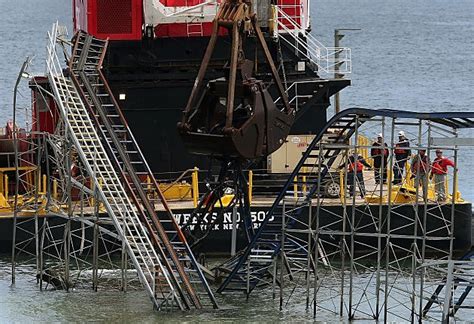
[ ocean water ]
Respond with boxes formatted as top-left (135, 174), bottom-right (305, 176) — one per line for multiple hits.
top-left (0, 0), bottom-right (71, 120)
top-left (313, 0), bottom-right (474, 202)
top-left (0, 0), bottom-right (473, 322)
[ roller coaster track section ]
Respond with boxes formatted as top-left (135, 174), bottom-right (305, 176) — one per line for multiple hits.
top-left (68, 30), bottom-right (218, 309)
top-left (275, 6), bottom-right (351, 76)
top-left (218, 108), bottom-right (474, 295)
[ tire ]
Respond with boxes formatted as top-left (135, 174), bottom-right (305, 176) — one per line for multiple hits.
top-left (324, 181), bottom-right (341, 198)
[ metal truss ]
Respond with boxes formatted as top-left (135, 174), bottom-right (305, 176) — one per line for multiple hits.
top-left (274, 112), bottom-right (473, 322)
top-left (11, 66), bottom-right (141, 295)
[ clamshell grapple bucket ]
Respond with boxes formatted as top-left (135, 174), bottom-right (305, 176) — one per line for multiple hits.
top-left (178, 0), bottom-right (294, 160)
top-left (180, 78), bottom-right (293, 159)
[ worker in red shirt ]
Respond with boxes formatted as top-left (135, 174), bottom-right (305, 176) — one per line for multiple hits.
top-left (431, 149), bottom-right (455, 202)
top-left (343, 153), bottom-right (372, 198)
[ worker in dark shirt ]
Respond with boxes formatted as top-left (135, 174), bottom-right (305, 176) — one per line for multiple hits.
top-left (370, 134), bottom-right (389, 184)
top-left (343, 153), bottom-right (372, 198)
top-left (393, 131), bottom-right (411, 184)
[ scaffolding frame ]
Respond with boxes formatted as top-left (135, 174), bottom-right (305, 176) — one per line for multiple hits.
top-left (274, 113), bottom-right (473, 322)
top-left (10, 72), bottom-right (140, 294)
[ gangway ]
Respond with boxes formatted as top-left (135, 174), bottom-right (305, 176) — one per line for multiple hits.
top-left (46, 24), bottom-right (216, 310)
top-left (68, 30), bottom-right (217, 309)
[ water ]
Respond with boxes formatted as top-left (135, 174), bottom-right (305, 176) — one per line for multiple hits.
top-left (313, 0), bottom-right (474, 202)
top-left (0, 259), bottom-right (330, 322)
top-left (0, 0), bottom-right (71, 120)
top-left (2, 257), bottom-right (473, 322)
top-left (0, 0), bottom-right (473, 321)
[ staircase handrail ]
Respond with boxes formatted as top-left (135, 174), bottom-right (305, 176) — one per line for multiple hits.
top-left (274, 79), bottom-right (327, 108)
top-left (69, 31), bottom-right (218, 309)
top-left (276, 7), bottom-right (352, 75)
top-left (46, 23), bottom-right (178, 309)
top-left (217, 107), bottom-right (474, 293)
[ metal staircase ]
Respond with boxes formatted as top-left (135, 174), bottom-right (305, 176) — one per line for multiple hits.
top-left (68, 30), bottom-right (218, 309)
top-left (217, 110), bottom-right (364, 294)
top-left (46, 25), bottom-right (180, 310)
top-left (218, 107), bottom-right (474, 296)
top-left (275, 6), bottom-right (352, 76)
top-left (46, 24), bottom-right (217, 310)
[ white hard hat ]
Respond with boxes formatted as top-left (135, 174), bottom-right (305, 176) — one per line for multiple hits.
top-left (398, 131), bottom-right (405, 137)
top-left (377, 133), bottom-right (383, 138)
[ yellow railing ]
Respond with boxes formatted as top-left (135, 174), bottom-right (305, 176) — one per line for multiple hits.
top-left (53, 179), bottom-right (58, 200)
top-left (89, 177), bottom-right (103, 207)
top-left (302, 167), bottom-right (307, 196)
top-left (293, 175), bottom-right (298, 199)
top-left (248, 170), bottom-right (253, 204)
top-left (293, 167), bottom-right (309, 199)
top-left (339, 170), bottom-right (345, 203)
top-left (4, 174), bottom-right (8, 200)
top-left (0, 161), bottom-right (463, 214)
top-left (192, 167), bottom-right (199, 208)
top-left (357, 135), bottom-right (371, 166)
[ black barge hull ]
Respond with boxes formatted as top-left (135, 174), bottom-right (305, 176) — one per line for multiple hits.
top-left (1, 202), bottom-right (471, 257)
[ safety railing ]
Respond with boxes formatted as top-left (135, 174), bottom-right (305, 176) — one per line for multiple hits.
top-left (275, 7), bottom-right (351, 76)
top-left (1, 162), bottom-right (462, 214)
top-left (276, 1), bottom-right (308, 32)
top-left (273, 79), bottom-right (322, 111)
top-left (151, 167), bottom-right (254, 208)
top-left (335, 151), bottom-right (463, 204)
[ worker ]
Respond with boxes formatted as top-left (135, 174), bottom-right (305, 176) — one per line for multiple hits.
top-left (344, 153), bottom-right (372, 198)
top-left (393, 131), bottom-right (411, 184)
top-left (370, 133), bottom-right (389, 185)
top-left (411, 149), bottom-right (430, 199)
top-left (431, 149), bottom-right (455, 202)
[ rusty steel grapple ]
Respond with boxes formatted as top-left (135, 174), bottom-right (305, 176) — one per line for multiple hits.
top-left (178, 0), bottom-right (294, 159)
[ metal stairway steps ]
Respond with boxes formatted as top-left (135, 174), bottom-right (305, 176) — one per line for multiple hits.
top-left (47, 24), bottom-right (190, 310)
top-left (67, 30), bottom-right (217, 310)
top-left (217, 110), bottom-right (363, 294)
